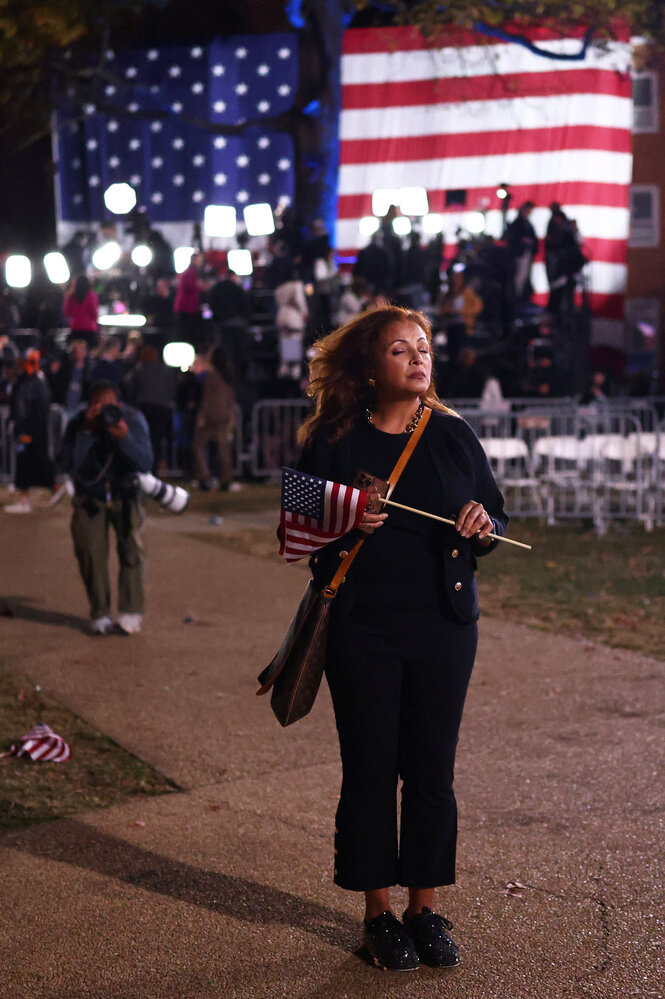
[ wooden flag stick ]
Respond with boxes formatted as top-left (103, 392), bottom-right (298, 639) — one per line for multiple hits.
top-left (378, 497), bottom-right (533, 551)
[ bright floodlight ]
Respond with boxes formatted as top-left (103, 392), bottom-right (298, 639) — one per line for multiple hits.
top-left (392, 216), bottom-right (411, 236)
top-left (359, 216), bottom-right (380, 237)
top-left (5, 254), bottom-right (31, 289)
top-left (372, 189), bottom-right (400, 218)
top-left (422, 213), bottom-right (444, 234)
top-left (163, 341), bottom-right (196, 371)
top-left (243, 203), bottom-right (275, 237)
top-left (466, 211), bottom-right (486, 235)
top-left (399, 187), bottom-right (429, 216)
top-left (204, 205), bottom-right (237, 238)
top-left (104, 182), bottom-right (137, 215)
top-left (227, 248), bottom-right (253, 276)
top-left (98, 313), bottom-right (147, 327)
top-left (43, 251), bottom-right (70, 284)
top-left (91, 240), bottom-right (122, 271)
top-left (173, 246), bottom-right (195, 274)
top-left (131, 244), bottom-right (153, 268)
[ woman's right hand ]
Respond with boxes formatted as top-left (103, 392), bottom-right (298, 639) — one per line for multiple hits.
top-left (358, 488), bottom-right (388, 534)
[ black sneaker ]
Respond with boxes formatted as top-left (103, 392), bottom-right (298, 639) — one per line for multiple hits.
top-left (363, 910), bottom-right (419, 971)
top-left (402, 907), bottom-right (460, 968)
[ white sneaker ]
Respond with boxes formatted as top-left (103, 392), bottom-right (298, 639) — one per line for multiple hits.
top-left (116, 613), bottom-right (142, 635)
top-left (4, 498), bottom-right (32, 513)
top-left (229, 482), bottom-right (242, 492)
top-left (91, 616), bottom-right (113, 635)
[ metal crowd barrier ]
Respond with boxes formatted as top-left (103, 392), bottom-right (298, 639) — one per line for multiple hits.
top-left (3, 397), bottom-right (664, 531)
top-left (250, 398), bottom-right (310, 478)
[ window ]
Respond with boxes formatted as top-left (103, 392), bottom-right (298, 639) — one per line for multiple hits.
top-left (629, 185), bottom-right (660, 247)
top-left (632, 72), bottom-right (659, 133)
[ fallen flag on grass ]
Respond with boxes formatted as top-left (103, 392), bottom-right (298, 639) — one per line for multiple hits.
top-left (280, 467), bottom-right (368, 562)
top-left (1, 724), bottom-right (72, 762)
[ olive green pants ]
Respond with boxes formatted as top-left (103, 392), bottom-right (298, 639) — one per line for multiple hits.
top-left (71, 494), bottom-right (146, 620)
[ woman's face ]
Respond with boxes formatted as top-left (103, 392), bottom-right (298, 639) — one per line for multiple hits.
top-left (372, 320), bottom-right (432, 402)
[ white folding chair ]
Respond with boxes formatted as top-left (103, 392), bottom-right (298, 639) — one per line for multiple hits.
top-left (480, 437), bottom-right (543, 516)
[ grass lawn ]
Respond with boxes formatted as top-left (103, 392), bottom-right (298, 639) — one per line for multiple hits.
top-left (0, 672), bottom-right (177, 833)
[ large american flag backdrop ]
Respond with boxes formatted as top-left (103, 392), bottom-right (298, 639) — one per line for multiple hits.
top-left (54, 34), bottom-right (297, 242)
top-left (336, 25), bottom-right (633, 319)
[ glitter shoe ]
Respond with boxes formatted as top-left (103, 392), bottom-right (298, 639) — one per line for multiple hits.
top-left (402, 907), bottom-right (460, 968)
top-left (363, 911), bottom-right (419, 971)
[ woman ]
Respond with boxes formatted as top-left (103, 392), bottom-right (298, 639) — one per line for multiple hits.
top-left (297, 305), bottom-right (507, 972)
top-left (63, 274), bottom-right (99, 348)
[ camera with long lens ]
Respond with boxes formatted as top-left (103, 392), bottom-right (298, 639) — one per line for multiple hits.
top-left (137, 472), bottom-right (190, 514)
top-left (100, 403), bottom-right (124, 429)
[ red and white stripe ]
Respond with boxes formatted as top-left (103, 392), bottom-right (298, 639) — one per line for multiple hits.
top-left (280, 479), bottom-right (367, 562)
top-left (337, 25), bottom-right (633, 319)
top-left (10, 724), bottom-right (72, 763)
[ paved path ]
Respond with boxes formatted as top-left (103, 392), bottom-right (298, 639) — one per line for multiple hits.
top-left (0, 502), bottom-right (663, 998)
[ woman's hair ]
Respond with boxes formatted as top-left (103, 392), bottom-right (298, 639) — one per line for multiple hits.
top-left (298, 304), bottom-right (456, 446)
top-left (73, 274), bottom-right (91, 303)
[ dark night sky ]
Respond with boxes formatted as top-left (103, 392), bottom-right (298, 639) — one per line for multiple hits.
top-left (0, 0), bottom-right (296, 254)
top-left (0, 0), bottom-right (386, 252)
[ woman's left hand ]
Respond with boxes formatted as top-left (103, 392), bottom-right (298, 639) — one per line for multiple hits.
top-left (456, 501), bottom-right (493, 545)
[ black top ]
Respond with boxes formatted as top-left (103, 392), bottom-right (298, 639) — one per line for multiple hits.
top-left (347, 420), bottom-right (441, 614)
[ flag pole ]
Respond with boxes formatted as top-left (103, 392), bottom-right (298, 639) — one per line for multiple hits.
top-left (377, 497), bottom-right (532, 551)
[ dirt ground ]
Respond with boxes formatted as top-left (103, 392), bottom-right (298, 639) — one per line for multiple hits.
top-left (0, 499), bottom-right (663, 999)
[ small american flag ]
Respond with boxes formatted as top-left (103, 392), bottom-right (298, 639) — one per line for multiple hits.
top-left (3, 724), bottom-right (72, 763)
top-left (279, 467), bottom-right (368, 563)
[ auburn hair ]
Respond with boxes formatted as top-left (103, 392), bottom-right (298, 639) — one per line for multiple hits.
top-left (297, 304), bottom-right (456, 446)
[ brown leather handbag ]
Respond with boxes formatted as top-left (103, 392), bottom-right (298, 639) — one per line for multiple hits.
top-left (257, 407), bottom-right (431, 727)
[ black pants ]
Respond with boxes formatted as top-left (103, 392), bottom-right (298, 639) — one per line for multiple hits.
top-left (325, 608), bottom-right (477, 891)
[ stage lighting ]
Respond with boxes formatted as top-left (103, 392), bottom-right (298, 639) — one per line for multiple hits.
top-left (103, 182), bottom-right (137, 215)
top-left (422, 213), bottom-right (444, 234)
top-left (392, 216), bottom-right (411, 236)
top-left (372, 189), bottom-right (400, 218)
top-left (98, 313), bottom-right (147, 327)
top-left (204, 205), bottom-right (237, 238)
top-left (399, 187), bottom-right (429, 216)
top-left (466, 211), bottom-right (486, 235)
top-left (5, 254), bottom-right (31, 288)
top-left (43, 252), bottom-right (70, 284)
top-left (497, 183), bottom-right (510, 200)
top-left (174, 247), bottom-right (195, 274)
top-left (131, 244), bottom-right (153, 268)
top-left (227, 248), bottom-right (253, 276)
top-left (243, 203), bottom-right (275, 236)
top-left (359, 216), bottom-right (380, 237)
top-left (163, 341), bottom-right (195, 371)
top-left (91, 241), bottom-right (122, 271)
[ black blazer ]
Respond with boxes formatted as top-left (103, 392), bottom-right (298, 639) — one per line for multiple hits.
top-left (298, 409), bottom-right (508, 624)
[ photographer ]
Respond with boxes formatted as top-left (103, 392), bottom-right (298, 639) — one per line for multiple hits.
top-left (59, 381), bottom-right (153, 635)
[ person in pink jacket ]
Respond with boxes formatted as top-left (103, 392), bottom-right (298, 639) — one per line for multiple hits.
top-left (63, 275), bottom-right (99, 347)
top-left (174, 251), bottom-right (205, 344)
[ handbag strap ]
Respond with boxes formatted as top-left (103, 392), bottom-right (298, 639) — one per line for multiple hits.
top-left (324, 405), bottom-right (432, 597)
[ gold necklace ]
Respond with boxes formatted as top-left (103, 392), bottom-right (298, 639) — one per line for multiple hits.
top-left (366, 401), bottom-right (424, 434)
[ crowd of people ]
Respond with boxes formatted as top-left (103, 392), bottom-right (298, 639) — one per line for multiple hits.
top-left (0, 199), bottom-right (651, 514)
